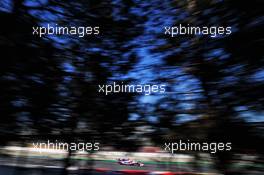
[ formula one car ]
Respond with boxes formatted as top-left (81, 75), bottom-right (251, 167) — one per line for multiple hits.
top-left (118, 158), bottom-right (144, 167)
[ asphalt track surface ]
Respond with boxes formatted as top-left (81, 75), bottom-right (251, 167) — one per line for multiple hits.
top-left (2, 156), bottom-right (263, 175)
top-left (0, 156), bottom-right (217, 174)
top-left (1, 152), bottom-right (264, 175)
top-left (0, 156), bottom-right (205, 171)
top-left (0, 164), bottom-right (202, 175)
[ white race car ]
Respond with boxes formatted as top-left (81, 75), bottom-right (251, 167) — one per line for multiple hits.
top-left (118, 158), bottom-right (144, 167)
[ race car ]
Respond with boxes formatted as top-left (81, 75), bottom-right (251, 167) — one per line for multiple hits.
top-left (118, 158), bottom-right (144, 167)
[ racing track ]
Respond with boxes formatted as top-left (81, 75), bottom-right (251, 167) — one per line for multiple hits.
top-left (0, 156), bottom-right (218, 174)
